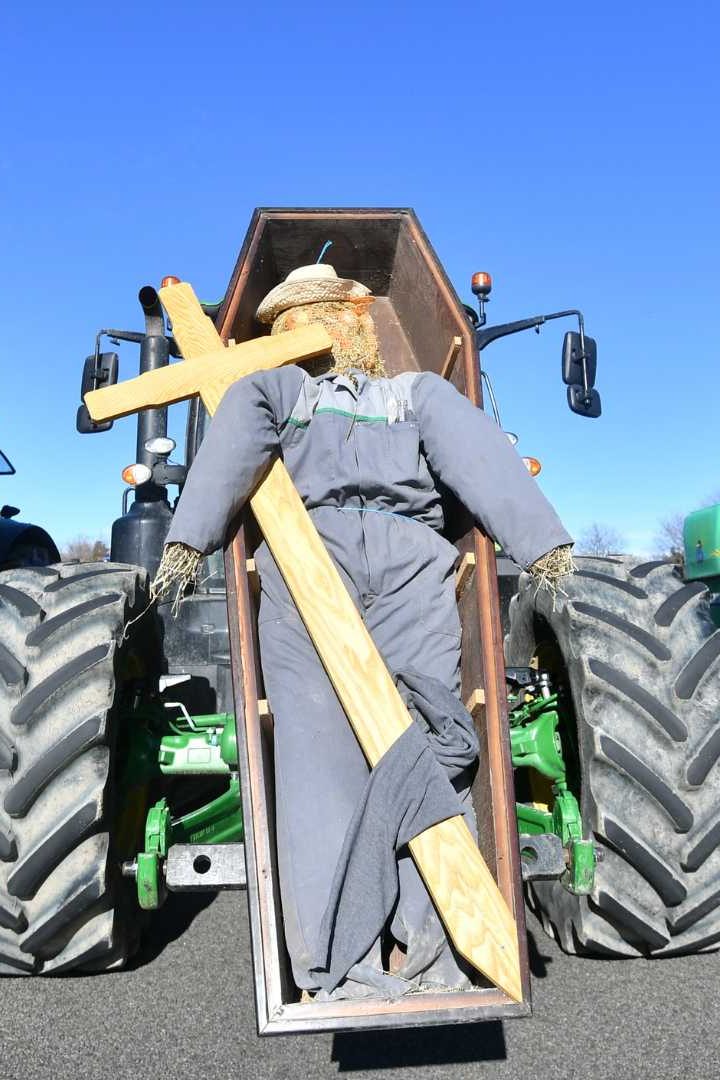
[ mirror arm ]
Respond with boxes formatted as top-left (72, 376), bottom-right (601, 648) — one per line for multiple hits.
top-left (476, 308), bottom-right (585, 350)
top-left (96, 329), bottom-right (145, 348)
top-left (477, 309), bottom-right (593, 408)
top-left (476, 316), bottom-right (549, 350)
top-left (93, 328), bottom-right (183, 359)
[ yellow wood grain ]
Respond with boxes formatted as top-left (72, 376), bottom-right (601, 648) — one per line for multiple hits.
top-left (250, 458), bottom-right (412, 765)
top-left (441, 335), bottom-right (463, 381)
top-left (249, 463), bottom-right (520, 1000)
top-left (455, 551), bottom-right (477, 597)
top-left (158, 281), bottom-right (523, 1001)
top-left (410, 818), bottom-right (520, 998)
top-left (84, 325), bottom-right (332, 422)
top-left (159, 281), bottom-right (226, 356)
top-left (465, 687), bottom-right (486, 714)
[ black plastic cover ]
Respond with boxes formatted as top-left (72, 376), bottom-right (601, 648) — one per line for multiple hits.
top-left (80, 351), bottom-right (119, 399)
top-left (562, 332), bottom-right (597, 387)
top-left (567, 384), bottom-right (602, 418)
top-left (0, 519), bottom-right (60, 569)
top-left (76, 403), bottom-right (113, 434)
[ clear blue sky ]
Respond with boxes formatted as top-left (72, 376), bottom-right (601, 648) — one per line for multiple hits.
top-left (2, 2), bottom-right (718, 556)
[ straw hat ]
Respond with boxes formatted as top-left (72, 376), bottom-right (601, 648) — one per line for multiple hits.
top-left (255, 264), bottom-right (371, 325)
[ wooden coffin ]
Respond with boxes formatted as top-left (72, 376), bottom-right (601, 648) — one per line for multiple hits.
top-left (216, 208), bottom-right (531, 1033)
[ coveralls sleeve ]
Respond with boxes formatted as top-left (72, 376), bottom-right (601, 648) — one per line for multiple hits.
top-left (165, 365), bottom-right (305, 554)
top-left (413, 372), bottom-right (573, 570)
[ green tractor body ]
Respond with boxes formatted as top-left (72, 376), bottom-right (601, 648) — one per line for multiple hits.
top-left (0, 448), bottom-right (60, 571)
top-left (0, 209), bottom-right (603, 998)
top-left (4, 207), bottom-right (719, 1037)
top-left (684, 503), bottom-right (720, 623)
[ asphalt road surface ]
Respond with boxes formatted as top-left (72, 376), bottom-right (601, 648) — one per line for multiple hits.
top-left (2, 892), bottom-right (719, 1080)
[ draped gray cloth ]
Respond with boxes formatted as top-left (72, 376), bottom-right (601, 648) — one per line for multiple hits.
top-left (310, 669), bottom-right (479, 995)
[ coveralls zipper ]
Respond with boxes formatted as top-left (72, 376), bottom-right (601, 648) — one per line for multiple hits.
top-left (349, 404), bottom-right (373, 605)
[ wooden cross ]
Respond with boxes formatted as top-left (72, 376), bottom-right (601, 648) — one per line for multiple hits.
top-left (85, 281), bottom-right (522, 1002)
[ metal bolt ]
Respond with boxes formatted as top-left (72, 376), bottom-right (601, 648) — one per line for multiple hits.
top-left (121, 860), bottom-right (138, 879)
top-left (537, 672), bottom-right (552, 699)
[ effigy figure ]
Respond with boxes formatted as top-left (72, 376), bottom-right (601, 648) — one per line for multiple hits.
top-left (152, 262), bottom-right (574, 998)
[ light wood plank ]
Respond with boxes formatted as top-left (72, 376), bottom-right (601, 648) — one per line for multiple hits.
top-left (158, 281), bottom-right (523, 1001)
top-left (246, 557), bottom-right (260, 600)
top-left (249, 459), bottom-right (412, 764)
top-left (160, 281), bottom-right (227, 356)
top-left (441, 335), bottom-right (463, 381)
top-left (410, 818), bottom-right (519, 996)
top-left (84, 325), bottom-right (332, 422)
top-left (455, 551), bottom-right (477, 597)
top-left (465, 687), bottom-right (486, 714)
top-left (248, 460), bottom-right (521, 1000)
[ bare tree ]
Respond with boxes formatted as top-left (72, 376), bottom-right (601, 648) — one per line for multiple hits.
top-left (654, 491), bottom-right (720, 565)
top-left (654, 513), bottom-right (685, 564)
top-left (61, 536), bottom-right (109, 563)
top-left (577, 523), bottom-right (625, 556)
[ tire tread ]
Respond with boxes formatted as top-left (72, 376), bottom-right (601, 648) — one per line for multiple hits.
top-left (506, 555), bottom-right (720, 957)
top-left (0, 563), bottom-right (153, 975)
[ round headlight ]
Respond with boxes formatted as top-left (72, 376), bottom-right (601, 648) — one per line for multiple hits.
top-left (144, 437), bottom-right (176, 456)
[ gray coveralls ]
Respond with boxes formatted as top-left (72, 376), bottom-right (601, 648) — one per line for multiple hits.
top-left (166, 364), bottom-right (572, 993)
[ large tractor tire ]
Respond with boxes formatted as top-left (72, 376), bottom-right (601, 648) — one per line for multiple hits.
top-left (0, 562), bottom-right (158, 974)
top-left (506, 556), bottom-right (720, 957)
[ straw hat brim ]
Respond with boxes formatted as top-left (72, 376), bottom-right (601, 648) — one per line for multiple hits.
top-left (256, 277), bottom-right (371, 325)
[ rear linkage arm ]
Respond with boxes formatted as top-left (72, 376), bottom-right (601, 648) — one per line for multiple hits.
top-left (507, 668), bottom-right (597, 895)
top-left (121, 704), bottom-right (245, 910)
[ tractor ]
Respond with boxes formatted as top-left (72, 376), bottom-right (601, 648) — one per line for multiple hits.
top-left (0, 448), bottom-right (60, 572)
top-left (1, 209), bottom-right (717, 1033)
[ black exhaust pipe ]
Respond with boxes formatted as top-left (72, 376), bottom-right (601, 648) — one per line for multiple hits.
top-left (135, 286), bottom-right (170, 468)
top-left (110, 285), bottom-right (173, 576)
top-left (138, 285), bottom-right (165, 337)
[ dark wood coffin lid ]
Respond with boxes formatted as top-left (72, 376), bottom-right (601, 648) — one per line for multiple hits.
top-left (217, 208), bottom-right (530, 1033)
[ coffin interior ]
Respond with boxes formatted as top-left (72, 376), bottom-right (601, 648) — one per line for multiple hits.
top-left (219, 209), bottom-right (530, 1033)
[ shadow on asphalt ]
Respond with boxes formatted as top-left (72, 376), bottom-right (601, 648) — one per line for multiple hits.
top-left (125, 891), bottom-right (217, 970)
top-left (526, 927), bottom-right (553, 978)
top-left (329, 925), bottom-right (558, 1069)
top-left (331, 1021), bottom-right (507, 1070)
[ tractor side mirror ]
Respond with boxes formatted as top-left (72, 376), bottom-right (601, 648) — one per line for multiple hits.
top-left (0, 449), bottom-right (16, 475)
top-left (78, 352), bottom-right (119, 433)
top-left (562, 332), bottom-right (597, 387)
top-left (76, 404), bottom-right (113, 434)
top-left (567, 384), bottom-right (602, 418)
top-left (563, 331), bottom-right (600, 418)
top-left (80, 351), bottom-right (119, 399)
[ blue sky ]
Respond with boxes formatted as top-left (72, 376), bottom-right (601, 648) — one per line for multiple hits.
top-left (1, 2), bottom-right (718, 556)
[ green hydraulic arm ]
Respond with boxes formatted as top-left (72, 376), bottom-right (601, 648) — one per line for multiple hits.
top-left (123, 675), bottom-right (594, 908)
top-left (122, 705), bottom-right (245, 910)
top-left (508, 682), bottom-right (595, 894)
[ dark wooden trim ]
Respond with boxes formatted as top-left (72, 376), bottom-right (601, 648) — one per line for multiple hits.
top-left (261, 992), bottom-right (530, 1036)
top-left (458, 288), bottom-right (532, 1008)
top-left (216, 208), bottom-right (531, 1030)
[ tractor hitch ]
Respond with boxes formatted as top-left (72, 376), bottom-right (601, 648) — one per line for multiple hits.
top-left (509, 670), bottom-right (598, 895)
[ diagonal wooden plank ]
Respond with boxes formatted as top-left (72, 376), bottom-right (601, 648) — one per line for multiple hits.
top-left (162, 280), bottom-right (226, 355)
top-left (154, 282), bottom-right (522, 1001)
top-left (249, 459), bottom-right (521, 999)
top-left (84, 325), bottom-right (331, 422)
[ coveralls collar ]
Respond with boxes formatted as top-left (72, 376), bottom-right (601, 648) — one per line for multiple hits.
top-left (315, 368), bottom-right (369, 400)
